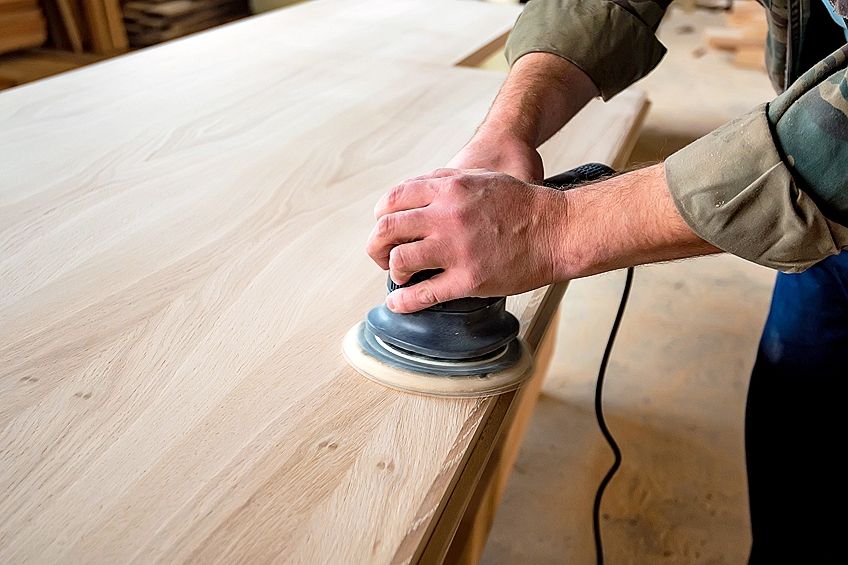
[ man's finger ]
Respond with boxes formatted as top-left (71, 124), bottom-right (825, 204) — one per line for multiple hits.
top-left (386, 272), bottom-right (466, 313)
top-left (366, 209), bottom-right (433, 268)
top-left (388, 239), bottom-right (445, 285)
top-left (374, 179), bottom-right (438, 219)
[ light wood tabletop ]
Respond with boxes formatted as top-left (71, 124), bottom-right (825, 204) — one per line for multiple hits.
top-left (0, 1), bottom-right (647, 562)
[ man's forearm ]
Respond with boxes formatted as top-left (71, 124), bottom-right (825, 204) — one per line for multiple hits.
top-left (555, 164), bottom-right (720, 280)
top-left (367, 164), bottom-right (720, 313)
top-left (476, 52), bottom-right (599, 148)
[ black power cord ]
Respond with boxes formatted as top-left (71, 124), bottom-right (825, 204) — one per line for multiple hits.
top-left (592, 266), bottom-right (634, 565)
top-left (544, 163), bottom-right (631, 564)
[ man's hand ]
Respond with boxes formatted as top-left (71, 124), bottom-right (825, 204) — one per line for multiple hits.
top-left (364, 55), bottom-right (719, 315)
top-left (367, 164), bottom-right (721, 314)
top-left (446, 134), bottom-right (543, 182)
top-left (364, 53), bottom-right (600, 314)
top-left (366, 168), bottom-right (567, 313)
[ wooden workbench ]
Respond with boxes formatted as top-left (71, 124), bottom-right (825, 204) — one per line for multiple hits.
top-left (0, 1), bottom-right (647, 562)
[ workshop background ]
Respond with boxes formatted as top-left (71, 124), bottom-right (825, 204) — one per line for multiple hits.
top-left (0, 1), bottom-right (776, 563)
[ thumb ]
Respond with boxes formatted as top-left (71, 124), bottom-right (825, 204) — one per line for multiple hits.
top-left (386, 274), bottom-right (465, 313)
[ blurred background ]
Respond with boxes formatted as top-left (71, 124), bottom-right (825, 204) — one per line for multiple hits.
top-left (1, 0), bottom-right (763, 94)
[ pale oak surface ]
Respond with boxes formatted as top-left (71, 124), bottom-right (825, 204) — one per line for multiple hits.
top-left (0, 1), bottom-right (646, 562)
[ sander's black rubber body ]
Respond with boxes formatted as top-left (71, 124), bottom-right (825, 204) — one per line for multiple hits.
top-left (367, 272), bottom-right (518, 360)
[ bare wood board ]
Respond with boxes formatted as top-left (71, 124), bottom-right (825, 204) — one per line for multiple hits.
top-left (0, 1), bottom-right (647, 562)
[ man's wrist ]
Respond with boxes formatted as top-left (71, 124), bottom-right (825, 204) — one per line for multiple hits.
top-left (550, 164), bottom-right (720, 281)
top-left (449, 127), bottom-right (544, 182)
top-left (477, 52), bottom-right (599, 151)
top-left (472, 121), bottom-right (536, 152)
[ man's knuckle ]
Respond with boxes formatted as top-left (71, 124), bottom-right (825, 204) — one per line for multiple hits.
top-left (376, 214), bottom-right (393, 238)
top-left (416, 284), bottom-right (438, 306)
top-left (395, 181), bottom-right (416, 198)
top-left (443, 176), bottom-right (464, 194)
top-left (385, 186), bottom-right (400, 206)
top-left (466, 268), bottom-right (484, 292)
top-left (389, 247), bottom-right (405, 270)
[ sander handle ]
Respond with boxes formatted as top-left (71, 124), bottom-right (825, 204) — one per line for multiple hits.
top-left (544, 162), bottom-right (616, 191)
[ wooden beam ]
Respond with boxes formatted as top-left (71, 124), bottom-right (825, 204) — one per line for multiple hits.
top-left (53, 0), bottom-right (85, 52)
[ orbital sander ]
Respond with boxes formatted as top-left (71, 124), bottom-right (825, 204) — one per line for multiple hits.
top-left (343, 163), bottom-right (615, 398)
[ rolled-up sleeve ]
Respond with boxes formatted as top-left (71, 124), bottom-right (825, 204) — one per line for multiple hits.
top-left (665, 46), bottom-right (848, 272)
top-left (505, 0), bottom-right (671, 100)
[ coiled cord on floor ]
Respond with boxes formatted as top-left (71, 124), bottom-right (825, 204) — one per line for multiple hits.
top-left (592, 266), bottom-right (634, 565)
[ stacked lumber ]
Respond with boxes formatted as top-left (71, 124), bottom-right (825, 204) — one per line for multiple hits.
top-left (0, 0), bottom-right (125, 91)
top-left (0, 0), bottom-right (48, 55)
top-left (704, 0), bottom-right (767, 70)
top-left (38, 0), bottom-right (128, 54)
top-left (0, 48), bottom-right (107, 90)
top-left (124, 0), bottom-right (249, 47)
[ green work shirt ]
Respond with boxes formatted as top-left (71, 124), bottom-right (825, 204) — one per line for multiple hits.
top-left (507, 0), bottom-right (848, 272)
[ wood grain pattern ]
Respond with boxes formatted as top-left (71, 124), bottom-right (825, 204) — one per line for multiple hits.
top-left (192, 0), bottom-right (523, 68)
top-left (0, 1), bottom-right (646, 562)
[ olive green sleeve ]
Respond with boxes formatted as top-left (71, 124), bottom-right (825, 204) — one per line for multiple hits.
top-left (665, 46), bottom-right (848, 272)
top-left (505, 0), bottom-right (670, 100)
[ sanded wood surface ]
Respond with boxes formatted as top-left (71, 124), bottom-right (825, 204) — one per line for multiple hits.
top-left (175, 0), bottom-right (523, 68)
top-left (0, 1), bottom-right (646, 562)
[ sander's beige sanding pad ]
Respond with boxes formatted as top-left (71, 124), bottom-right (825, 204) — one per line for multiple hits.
top-left (342, 322), bottom-right (534, 398)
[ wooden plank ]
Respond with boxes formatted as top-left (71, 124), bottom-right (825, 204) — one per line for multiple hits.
top-left (0, 48), bottom-right (106, 89)
top-left (102, 0), bottom-right (129, 51)
top-left (704, 26), bottom-right (766, 50)
top-left (82, 0), bottom-right (112, 53)
top-left (126, 4), bottom-right (245, 33)
top-left (125, 0), bottom-right (239, 19)
top-left (124, 1), bottom-right (247, 46)
top-left (726, 0), bottom-right (766, 27)
top-left (127, 9), bottom-right (245, 45)
top-left (41, 0), bottom-right (71, 50)
top-left (0, 1), bottom-right (647, 561)
top-left (53, 0), bottom-right (85, 53)
top-left (733, 45), bottom-right (765, 70)
top-left (0, 28), bottom-right (45, 51)
top-left (0, 8), bottom-right (47, 55)
top-left (124, 1), bottom-right (243, 26)
top-left (0, 0), bottom-right (39, 14)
